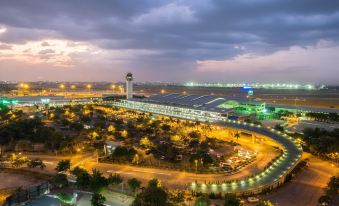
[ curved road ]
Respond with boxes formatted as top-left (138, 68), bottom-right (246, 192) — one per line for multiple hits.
top-left (188, 120), bottom-right (303, 193)
top-left (28, 119), bottom-right (302, 195)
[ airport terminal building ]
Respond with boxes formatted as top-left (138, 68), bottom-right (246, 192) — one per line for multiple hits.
top-left (112, 93), bottom-right (266, 121)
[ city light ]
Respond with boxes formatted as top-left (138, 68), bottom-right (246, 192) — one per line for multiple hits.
top-left (184, 82), bottom-right (319, 90)
top-left (59, 84), bottom-right (65, 89)
top-left (0, 1), bottom-right (337, 205)
top-left (19, 83), bottom-right (29, 89)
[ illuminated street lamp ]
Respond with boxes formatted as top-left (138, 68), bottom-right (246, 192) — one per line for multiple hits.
top-left (71, 85), bottom-right (76, 90)
top-left (86, 84), bottom-right (92, 93)
top-left (18, 83), bottom-right (29, 95)
top-left (59, 84), bottom-right (65, 90)
top-left (194, 159), bottom-right (198, 174)
top-left (22, 83), bottom-right (29, 89)
top-left (161, 89), bottom-right (166, 94)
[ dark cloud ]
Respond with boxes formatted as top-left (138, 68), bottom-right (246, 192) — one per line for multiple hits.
top-left (41, 41), bottom-right (50, 46)
top-left (0, 43), bottom-right (11, 50)
top-left (0, 0), bottom-right (339, 83)
top-left (38, 49), bottom-right (55, 55)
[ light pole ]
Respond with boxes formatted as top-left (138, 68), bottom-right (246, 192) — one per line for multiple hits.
top-left (71, 85), bottom-right (76, 91)
top-left (87, 84), bottom-right (92, 93)
top-left (59, 84), bottom-right (66, 96)
top-left (111, 84), bottom-right (116, 93)
top-left (194, 159), bottom-right (198, 174)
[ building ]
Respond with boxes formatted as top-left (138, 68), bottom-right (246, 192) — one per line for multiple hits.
top-left (111, 93), bottom-right (266, 121)
top-left (126, 72), bottom-right (133, 99)
top-left (104, 140), bottom-right (122, 156)
top-left (147, 93), bottom-right (265, 114)
top-left (0, 96), bottom-right (91, 107)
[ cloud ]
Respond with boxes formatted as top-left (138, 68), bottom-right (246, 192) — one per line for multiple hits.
top-left (196, 40), bottom-right (339, 83)
top-left (38, 49), bottom-right (55, 55)
top-left (0, 25), bottom-right (7, 34)
top-left (0, 43), bottom-right (11, 50)
top-left (0, 0), bottom-right (338, 83)
top-left (133, 3), bottom-right (197, 25)
top-left (41, 41), bottom-right (50, 46)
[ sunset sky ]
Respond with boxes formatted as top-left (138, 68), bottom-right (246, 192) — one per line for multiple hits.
top-left (0, 0), bottom-right (339, 84)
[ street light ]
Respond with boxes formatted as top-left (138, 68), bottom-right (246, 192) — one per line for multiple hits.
top-left (194, 159), bottom-right (198, 174)
top-left (86, 84), bottom-right (92, 93)
top-left (59, 84), bottom-right (65, 90)
top-left (19, 83), bottom-right (29, 89)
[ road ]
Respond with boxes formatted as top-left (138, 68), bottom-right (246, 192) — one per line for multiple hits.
top-left (22, 146), bottom-right (337, 205)
top-left (28, 153), bottom-right (275, 190)
top-left (26, 120), bottom-right (302, 195)
top-left (263, 154), bottom-right (338, 206)
top-left (27, 131), bottom-right (280, 190)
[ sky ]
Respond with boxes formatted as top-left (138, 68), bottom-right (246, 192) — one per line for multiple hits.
top-left (0, 0), bottom-right (339, 84)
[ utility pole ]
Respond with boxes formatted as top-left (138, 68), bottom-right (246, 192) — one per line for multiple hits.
top-left (195, 159), bottom-right (198, 174)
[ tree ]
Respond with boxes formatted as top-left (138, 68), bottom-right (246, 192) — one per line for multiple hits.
top-left (71, 166), bottom-right (88, 177)
top-left (91, 193), bottom-right (106, 206)
top-left (148, 178), bottom-right (161, 188)
top-left (224, 193), bottom-right (240, 206)
top-left (274, 124), bottom-right (284, 132)
top-left (108, 173), bottom-right (123, 185)
top-left (127, 178), bottom-right (141, 193)
top-left (69, 122), bottom-right (84, 131)
top-left (55, 160), bottom-right (70, 172)
top-left (195, 196), bottom-right (210, 206)
top-left (110, 146), bottom-right (137, 162)
top-left (89, 169), bottom-right (108, 193)
top-left (52, 173), bottom-right (68, 188)
top-left (75, 169), bottom-right (91, 190)
top-left (107, 125), bottom-right (116, 133)
top-left (132, 179), bottom-right (168, 206)
top-left (168, 190), bottom-right (186, 206)
top-left (140, 136), bottom-right (152, 149)
top-left (234, 133), bottom-right (240, 142)
top-left (8, 153), bottom-right (28, 168)
top-left (27, 158), bottom-right (46, 170)
top-left (161, 124), bottom-right (171, 132)
top-left (318, 195), bottom-right (330, 205)
top-left (256, 200), bottom-right (274, 206)
top-left (326, 176), bottom-right (339, 195)
top-left (189, 131), bottom-right (201, 139)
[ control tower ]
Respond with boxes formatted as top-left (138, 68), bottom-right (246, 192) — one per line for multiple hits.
top-left (126, 73), bottom-right (133, 99)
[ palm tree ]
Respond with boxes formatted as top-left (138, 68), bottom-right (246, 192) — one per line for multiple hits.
top-left (234, 133), bottom-right (240, 143)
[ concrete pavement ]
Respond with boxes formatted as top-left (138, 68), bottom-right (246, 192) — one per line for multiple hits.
top-left (263, 154), bottom-right (338, 206)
